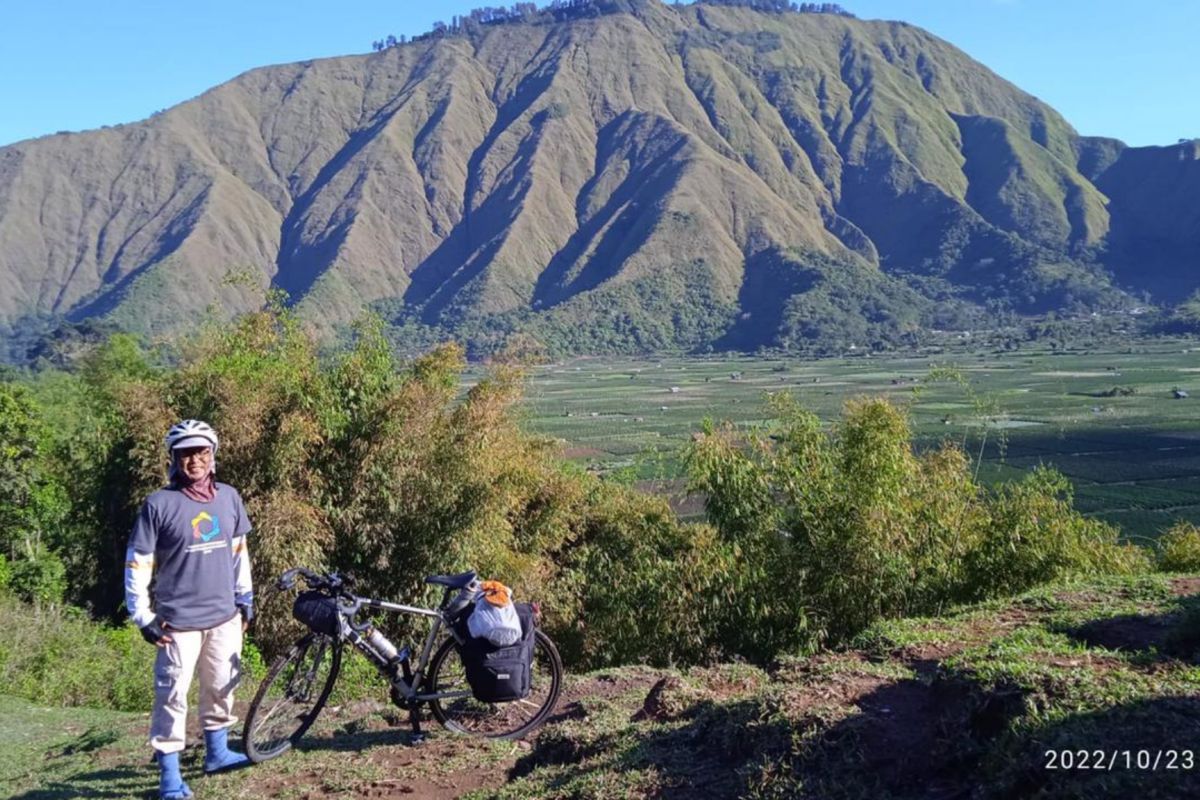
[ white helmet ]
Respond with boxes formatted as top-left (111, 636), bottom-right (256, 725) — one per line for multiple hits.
top-left (164, 419), bottom-right (219, 454)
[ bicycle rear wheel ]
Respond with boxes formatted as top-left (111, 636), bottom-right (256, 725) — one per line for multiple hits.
top-left (427, 629), bottom-right (563, 739)
top-left (243, 633), bottom-right (341, 762)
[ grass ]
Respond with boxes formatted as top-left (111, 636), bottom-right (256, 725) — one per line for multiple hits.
top-left (4, 574), bottom-right (1196, 799)
top-left (490, 574), bottom-right (1200, 799)
top-left (0, 696), bottom-right (146, 799)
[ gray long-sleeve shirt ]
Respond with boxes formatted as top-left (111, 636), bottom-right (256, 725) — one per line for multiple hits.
top-left (124, 483), bottom-right (253, 631)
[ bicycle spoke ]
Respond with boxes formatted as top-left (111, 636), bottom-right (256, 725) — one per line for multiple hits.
top-left (244, 635), bottom-right (340, 762)
top-left (428, 629), bottom-right (563, 739)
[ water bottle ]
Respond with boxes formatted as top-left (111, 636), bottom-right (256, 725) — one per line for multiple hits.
top-left (365, 627), bottom-right (399, 663)
top-left (444, 581), bottom-right (480, 620)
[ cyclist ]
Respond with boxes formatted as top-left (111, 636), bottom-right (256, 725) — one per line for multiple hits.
top-left (125, 419), bottom-right (255, 799)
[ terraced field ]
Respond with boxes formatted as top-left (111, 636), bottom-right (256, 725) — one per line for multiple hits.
top-left (509, 342), bottom-right (1200, 539)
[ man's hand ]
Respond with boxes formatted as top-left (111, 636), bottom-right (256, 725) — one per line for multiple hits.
top-left (238, 604), bottom-right (254, 633)
top-left (140, 618), bottom-right (172, 647)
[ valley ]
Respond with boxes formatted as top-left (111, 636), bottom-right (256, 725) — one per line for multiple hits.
top-left (512, 340), bottom-right (1200, 538)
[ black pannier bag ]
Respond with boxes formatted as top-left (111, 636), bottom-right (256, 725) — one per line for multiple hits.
top-left (456, 602), bottom-right (536, 703)
top-left (292, 590), bottom-right (340, 635)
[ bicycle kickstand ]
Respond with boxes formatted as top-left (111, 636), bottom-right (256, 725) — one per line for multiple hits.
top-left (408, 702), bottom-right (427, 744)
top-left (392, 650), bottom-right (426, 744)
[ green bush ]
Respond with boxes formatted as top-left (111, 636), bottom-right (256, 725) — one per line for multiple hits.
top-left (0, 383), bottom-right (71, 592)
top-left (10, 546), bottom-right (67, 606)
top-left (0, 301), bottom-right (1165, 679)
top-left (0, 594), bottom-right (155, 710)
top-left (240, 637), bottom-right (266, 684)
top-left (554, 485), bottom-right (731, 667)
top-left (1157, 522), bottom-right (1200, 572)
top-left (0, 383), bottom-right (42, 535)
top-left (0, 553), bottom-right (10, 591)
top-left (21, 307), bottom-right (726, 667)
top-left (962, 468), bottom-right (1149, 599)
top-left (687, 395), bottom-right (1150, 657)
top-left (0, 590), bottom-right (287, 712)
top-left (4, 341), bottom-right (145, 613)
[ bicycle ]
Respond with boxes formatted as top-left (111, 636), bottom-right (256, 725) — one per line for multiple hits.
top-left (242, 567), bottom-right (563, 762)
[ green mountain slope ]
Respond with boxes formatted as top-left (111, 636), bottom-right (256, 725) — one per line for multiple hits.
top-left (1093, 139), bottom-right (1200, 302)
top-left (0, 0), bottom-right (1193, 353)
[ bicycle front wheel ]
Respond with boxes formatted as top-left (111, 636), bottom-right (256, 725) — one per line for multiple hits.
top-left (243, 633), bottom-right (341, 762)
top-left (427, 629), bottom-right (563, 739)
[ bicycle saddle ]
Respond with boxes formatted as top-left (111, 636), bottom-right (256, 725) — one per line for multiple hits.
top-left (424, 570), bottom-right (477, 589)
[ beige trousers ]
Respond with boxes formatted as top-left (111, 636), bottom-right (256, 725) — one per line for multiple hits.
top-left (150, 614), bottom-right (243, 754)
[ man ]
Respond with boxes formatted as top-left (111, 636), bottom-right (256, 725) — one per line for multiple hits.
top-left (125, 419), bottom-right (254, 800)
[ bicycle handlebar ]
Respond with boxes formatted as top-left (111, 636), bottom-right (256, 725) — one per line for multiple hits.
top-left (276, 567), bottom-right (356, 595)
top-left (276, 566), bottom-right (475, 629)
top-left (276, 567), bottom-right (375, 633)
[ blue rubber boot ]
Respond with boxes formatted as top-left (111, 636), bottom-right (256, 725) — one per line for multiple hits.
top-left (203, 727), bottom-right (250, 774)
top-left (157, 751), bottom-right (193, 800)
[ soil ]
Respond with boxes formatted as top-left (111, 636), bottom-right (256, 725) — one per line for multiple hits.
top-left (239, 671), bottom-right (668, 799)
top-left (245, 722), bottom-right (517, 799)
top-left (219, 578), bottom-right (1200, 798)
top-left (1072, 614), bottom-right (1176, 653)
top-left (1169, 576), bottom-right (1200, 597)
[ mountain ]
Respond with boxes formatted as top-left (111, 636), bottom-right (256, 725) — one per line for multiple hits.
top-left (1, 0), bottom-right (1196, 355)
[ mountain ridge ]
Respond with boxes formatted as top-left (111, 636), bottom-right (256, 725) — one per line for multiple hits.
top-left (0, 0), bottom-right (1196, 354)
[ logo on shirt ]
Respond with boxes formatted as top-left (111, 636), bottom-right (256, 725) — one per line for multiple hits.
top-left (191, 511), bottom-right (221, 543)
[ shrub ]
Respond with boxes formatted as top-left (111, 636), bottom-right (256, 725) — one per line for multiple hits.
top-left (0, 594), bottom-right (155, 710)
top-left (240, 638), bottom-right (267, 685)
top-left (962, 468), bottom-right (1149, 599)
top-left (554, 485), bottom-right (731, 667)
top-left (0, 384), bottom-right (42, 528)
top-left (10, 546), bottom-right (67, 606)
top-left (0, 383), bottom-right (71, 581)
top-left (687, 395), bottom-right (1151, 657)
top-left (685, 416), bottom-right (814, 661)
top-left (11, 337), bottom-right (153, 614)
top-left (1157, 522), bottom-right (1200, 572)
top-left (0, 553), bottom-right (9, 591)
top-left (31, 306), bottom-right (727, 667)
top-left (3, 302), bottom-right (1161, 676)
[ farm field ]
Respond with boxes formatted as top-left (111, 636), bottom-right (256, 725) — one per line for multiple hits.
top-left (504, 341), bottom-right (1200, 540)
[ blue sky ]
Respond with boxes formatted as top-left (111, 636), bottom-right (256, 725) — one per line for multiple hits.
top-left (1, 0), bottom-right (1194, 148)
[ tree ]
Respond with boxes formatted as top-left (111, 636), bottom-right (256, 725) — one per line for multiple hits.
top-left (0, 383), bottom-right (70, 606)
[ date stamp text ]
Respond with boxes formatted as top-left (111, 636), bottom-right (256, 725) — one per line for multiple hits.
top-left (1044, 749), bottom-right (1195, 771)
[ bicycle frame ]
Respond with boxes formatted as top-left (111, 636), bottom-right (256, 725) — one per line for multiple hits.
top-left (248, 568), bottom-right (562, 752)
top-left (335, 595), bottom-right (473, 705)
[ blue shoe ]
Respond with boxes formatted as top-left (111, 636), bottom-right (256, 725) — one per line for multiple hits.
top-left (157, 751), bottom-right (193, 799)
top-left (203, 727), bottom-right (250, 774)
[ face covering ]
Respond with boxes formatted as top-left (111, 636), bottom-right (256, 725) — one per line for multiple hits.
top-left (170, 455), bottom-right (217, 502)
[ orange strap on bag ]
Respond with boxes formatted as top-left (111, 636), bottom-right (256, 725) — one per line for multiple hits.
top-left (480, 580), bottom-right (511, 607)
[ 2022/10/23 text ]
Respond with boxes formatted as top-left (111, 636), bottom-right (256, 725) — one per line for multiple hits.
top-left (1045, 750), bottom-right (1195, 771)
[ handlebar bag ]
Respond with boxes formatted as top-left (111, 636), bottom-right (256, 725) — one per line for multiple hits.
top-left (457, 602), bottom-right (535, 702)
top-left (292, 590), bottom-right (340, 635)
